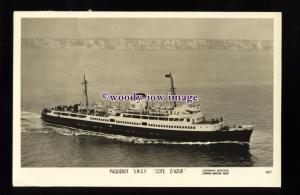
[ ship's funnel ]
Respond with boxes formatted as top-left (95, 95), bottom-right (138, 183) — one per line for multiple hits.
top-left (128, 92), bottom-right (148, 111)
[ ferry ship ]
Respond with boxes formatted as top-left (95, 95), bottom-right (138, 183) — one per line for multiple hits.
top-left (41, 73), bottom-right (254, 143)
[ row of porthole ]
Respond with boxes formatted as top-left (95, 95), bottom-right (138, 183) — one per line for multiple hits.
top-left (116, 121), bottom-right (141, 125)
top-left (148, 124), bottom-right (196, 129)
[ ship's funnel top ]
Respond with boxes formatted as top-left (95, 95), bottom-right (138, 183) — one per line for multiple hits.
top-left (135, 93), bottom-right (146, 98)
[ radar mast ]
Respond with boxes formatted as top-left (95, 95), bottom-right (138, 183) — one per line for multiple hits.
top-left (81, 74), bottom-right (89, 108)
top-left (165, 72), bottom-right (177, 107)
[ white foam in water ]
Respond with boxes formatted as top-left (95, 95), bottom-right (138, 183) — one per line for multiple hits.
top-left (21, 111), bottom-right (51, 134)
top-left (21, 111), bottom-right (41, 119)
top-left (47, 123), bottom-right (247, 145)
top-left (35, 130), bottom-right (50, 134)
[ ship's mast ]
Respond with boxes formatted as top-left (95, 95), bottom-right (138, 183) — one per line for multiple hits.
top-left (165, 72), bottom-right (177, 108)
top-left (81, 74), bottom-right (89, 108)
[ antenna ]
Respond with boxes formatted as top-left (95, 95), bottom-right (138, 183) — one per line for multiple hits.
top-left (81, 75), bottom-right (89, 108)
top-left (165, 72), bottom-right (177, 107)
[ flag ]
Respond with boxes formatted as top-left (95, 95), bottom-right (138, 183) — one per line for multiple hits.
top-left (165, 73), bottom-right (171, 77)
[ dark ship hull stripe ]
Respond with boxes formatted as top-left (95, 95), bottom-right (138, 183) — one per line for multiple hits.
top-left (42, 113), bottom-right (253, 143)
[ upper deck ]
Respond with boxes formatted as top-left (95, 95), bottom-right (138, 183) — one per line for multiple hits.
top-left (43, 108), bottom-right (224, 132)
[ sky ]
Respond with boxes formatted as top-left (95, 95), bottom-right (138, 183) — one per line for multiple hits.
top-left (21, 17), bottom-right (274, 111)
top-left (21, 18), bottom-right (273, 40)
